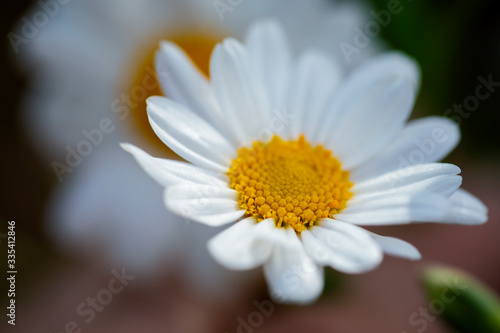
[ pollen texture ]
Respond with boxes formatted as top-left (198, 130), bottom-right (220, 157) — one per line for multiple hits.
top-left (228, 135), bottom-right (353, 232)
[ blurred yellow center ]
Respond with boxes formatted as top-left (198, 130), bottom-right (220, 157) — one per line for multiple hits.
top-left (129, 35), bottom-right (218, 153)
top-left (228, 135), bottom-right (353, 233)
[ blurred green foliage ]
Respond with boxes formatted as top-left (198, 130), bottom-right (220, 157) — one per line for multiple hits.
top-left (422, 265), bottom-right (500, 333)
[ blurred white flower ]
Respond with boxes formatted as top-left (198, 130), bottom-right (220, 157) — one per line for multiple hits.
top-left (124, 20), bottom-right (488, 304)
top-left (21, 0), bottom-right (378, 157)
top-left (18, 0), bottom-right (379, 296)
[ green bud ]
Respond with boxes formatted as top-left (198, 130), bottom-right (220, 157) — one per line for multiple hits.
top-left (421, 265), bottom-right (500, 333)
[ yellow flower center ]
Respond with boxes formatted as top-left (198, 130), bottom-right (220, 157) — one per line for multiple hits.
top-left (228, 135), bottom-right (353, 232)
top-left (126, 34), bottom-right (219, 154)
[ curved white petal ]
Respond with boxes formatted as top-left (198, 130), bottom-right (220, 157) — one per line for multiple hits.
top-left (301, 220), bottom-right (383, 273)
top-left (352, 175), bottom-right (461, 202)
top-left (437, 188), bottom-right (488, 225)
top-left (245, 20), bottom-right (292, 111)
top-left (287, 50), bottom-right (343, 141)
top-left (353, 163), bottom-right (460, 193)
top-left (351, 163), bottom-right (462, 203)
top-left (264, 230), bottom-right (324, 304)
top-left (155, 41), bottom-right (225, 128)
top-left (207, 218), bottom-right (272, 270)
top-left (121, 143), bottom-right (228, 187)
top-left (147, 96), bottom-right (235, 172)
top-left (322, 76), bottom-right (415, 168)
top-left (335, 193), bottom-right (450, 225)
top-left (351, 116), bottom-right (461, 182)
top-left (369, 232), bottom-right (421, 260)
top-left (210, 38), bottom-right (271, 145)
top-left (164, 184), bottom-right (245, 226)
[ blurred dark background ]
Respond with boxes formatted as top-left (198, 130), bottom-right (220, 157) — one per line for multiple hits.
top-left (369, 0), bottom-right (500, 157)
top-left (1, 0), bottom-right (499, 332)
top-left (1, 0), bottom-right (58, 309)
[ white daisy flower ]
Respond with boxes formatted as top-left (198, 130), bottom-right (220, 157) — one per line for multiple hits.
top-left (19, 0), bottom-right (378, 291)
top-left (123, 20), bottom-right (488, 304)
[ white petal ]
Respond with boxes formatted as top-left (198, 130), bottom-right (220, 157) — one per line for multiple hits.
top-left (437, 188), bottom-right (488, 225)
top-left (335, 193), bottom-right (450, 225)
top-left (317, 52), bottom-right (419, 143)
top-left (207, 218), bottom-right (272, 270)
top-left (245, 20), bottom-right (292, 110)
top-left (155, 41), bottom-right (223, 127)
top-left (351, 116), bottom-right (460, 182)
top-left (210, 38), bottom-right (270, 145)
top-left (253, 218), bottom-right (294, 249)
top-left (287, 50), bottom-right (343, 140)
top-left (351, 163), bottom-right (462, 203)
top-left (322, 76), bottom-right (415, 168)
top-left (147, 96), bottom-right (235, 172)
top-left (354, 163), bottom-right (460, 193)
top-left (264, 230), bottom-right (324, 304)
top-left (369, 232), bottom-right (421, 260)
top-left (353, 175), bottom-right (461, 201)
top-left (344, 52), bottom-right (421, 91)
top-left (121, 143), bottom-right (227, 187)
top-left (301, 220), bottom-right (383, 273)
top-left (164, 184), bottom-right (245, 226)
